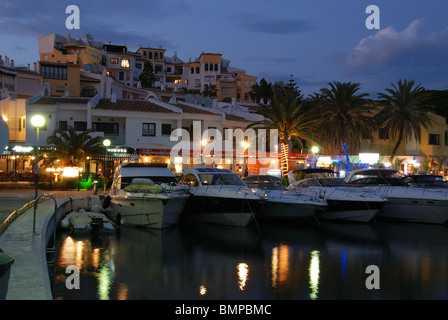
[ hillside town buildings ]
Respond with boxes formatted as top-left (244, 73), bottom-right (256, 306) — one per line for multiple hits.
top-left (1, 32), bottom-right (448, 181)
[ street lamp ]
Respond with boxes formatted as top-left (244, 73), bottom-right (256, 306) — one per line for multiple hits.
top-left (242, 141), bottom-right (249, 177)
top-left (31, 114), bottom-right (45, 235)
top-left (103, 139), bottom-right (111, 193)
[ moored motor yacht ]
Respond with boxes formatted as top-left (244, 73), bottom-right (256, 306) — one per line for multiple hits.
top-left (287, 169), bottom-right (386, 223)
top-left (105, 163), bottom-right (190, 229)
top-left (179, 167), bottom-right (266, 227)
top-left (402, 174), bottom-right (448, 189)
top-left (345, 168), bottom-right (448, 224)
top-left (242, 174), bottom-right (327, 220)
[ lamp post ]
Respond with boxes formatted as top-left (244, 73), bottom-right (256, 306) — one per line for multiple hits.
top-left (103, 139), bottom-right (111, 193)
top-left (31, 114), bottom-right (45, 235)
top-left (201, 139), bottom-right (207, 166)
top-left (242, 141), bottom-right (249, 177)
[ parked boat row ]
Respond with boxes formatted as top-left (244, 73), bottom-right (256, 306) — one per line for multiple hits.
top-left (101, 163), bottom-right (448, 230)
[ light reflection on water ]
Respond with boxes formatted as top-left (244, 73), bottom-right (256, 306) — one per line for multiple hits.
top-left (52, 220), bottom-right (448, 300)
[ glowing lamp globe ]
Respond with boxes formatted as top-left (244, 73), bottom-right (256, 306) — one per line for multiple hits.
top-left (103, 139), bottom-right (111, 147)
top-left (31, 115), bottom-right (45, 128)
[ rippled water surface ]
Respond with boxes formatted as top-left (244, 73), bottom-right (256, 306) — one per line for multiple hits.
top-left (52, 219), bottom-right (448, 300)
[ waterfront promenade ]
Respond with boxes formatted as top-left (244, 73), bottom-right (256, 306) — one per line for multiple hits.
top-left (0, 183), bottom-right (98, 300)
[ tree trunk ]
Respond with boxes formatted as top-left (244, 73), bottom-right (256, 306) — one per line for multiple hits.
top-left (390, 129), bottom-right (403, 166)
top-left (280, 141), bottom-right (289, 176)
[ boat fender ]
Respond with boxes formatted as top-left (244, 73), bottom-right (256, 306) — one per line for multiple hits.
top-left (132, 178), bottom-right (154, 185)
top-left (103, 196), bottom-right (111, 209)
top-left (90, 204), bottom-right (102, 213)
top-left (319, 189), bottom-right (326, 198)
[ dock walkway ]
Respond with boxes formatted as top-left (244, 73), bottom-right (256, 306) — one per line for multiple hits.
top-left (0, 191), bottom-right (101, 300)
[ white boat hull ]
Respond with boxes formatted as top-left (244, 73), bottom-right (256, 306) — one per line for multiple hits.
top-left (183, 211), bottom-right (255, 227)
top-left (181, 186), bottom-right (264, 227)
top-left (377, 198), bottom-right (448, 224)
top-left (362, 186), bottom-right (448, 224)
top-left (69, 212), bottom-right (115, 233)
top-left (259, 201), bottom-right (322, 219)
top-left (110, 194), bottom-right (189, 229)
top-left (314, 209), bottom-right (376, 223)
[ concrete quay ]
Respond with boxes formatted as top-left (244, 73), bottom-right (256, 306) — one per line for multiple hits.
top-left (0, 190), bottom-right (102, 300)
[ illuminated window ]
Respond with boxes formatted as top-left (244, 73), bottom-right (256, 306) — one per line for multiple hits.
top-left (110, 58), bottom-right (118, 64)
top-left (121, 59), bottom-right (130, 68)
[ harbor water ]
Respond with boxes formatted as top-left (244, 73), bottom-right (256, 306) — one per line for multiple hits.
top-left (52, 219), bottom-right (448, 300)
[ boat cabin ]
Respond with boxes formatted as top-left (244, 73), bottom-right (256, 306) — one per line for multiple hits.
top-left (344, 169), bottom-right (406, 186)
top-left (180, 167), bottom-right (245, 187)
top-left (112, 163), bottom-right (177, 190)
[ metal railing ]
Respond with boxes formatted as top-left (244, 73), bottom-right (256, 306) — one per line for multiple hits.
top-left (0, 195), bottom-right (51, 235)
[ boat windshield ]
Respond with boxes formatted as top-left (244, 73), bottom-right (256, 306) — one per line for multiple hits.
top-left (199, 173), bottom-right (245, 186)
top-left (403, 175), bottom-right (448, 187)
top-left (347, 170), bottom-right (406, 186)
top-left (243, 176), bottom-right (286, 190)
top-left (120, 176), bottom-right (177, 189)
top-left (297, 178), bottom-right (347, 188)
top-left (315, 178), bottom-right (348, 186)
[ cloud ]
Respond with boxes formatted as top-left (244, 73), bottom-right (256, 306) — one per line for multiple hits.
top-left (0, 0), bottom-right (192, 46)
top-left (331, 19), bottom-right (448, 77)
top-left (239, 18), bottom-right (313, 35)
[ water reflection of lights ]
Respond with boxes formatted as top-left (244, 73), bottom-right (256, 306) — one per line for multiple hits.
top-left (98, 259), bottom-right (112, 300)
top-left (57, 236), bottom-right (117, 299)
top-left (75, 241), bottom-right (85, 268)
top-left (199, 285), bottom-right (207, 296)
top-left (309, 250), bottom-right (320, 300)
top-left (237, 263), bottom-right (249, 290)
top-left (271, 244), bottom-right (290, 288)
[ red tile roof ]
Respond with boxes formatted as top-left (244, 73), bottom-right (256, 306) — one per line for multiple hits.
top-left (95, 99), bottom-right (177, 113)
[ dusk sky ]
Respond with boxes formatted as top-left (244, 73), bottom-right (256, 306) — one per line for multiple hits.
top-left (1, 0), bottom-right (448, 98)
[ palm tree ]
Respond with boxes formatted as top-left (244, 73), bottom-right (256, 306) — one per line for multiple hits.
top-left (202, 84), bottom-right (217, 99)
top-left (248, 78), bottom-right (273, 104)
top-left (376, 79), bottom-right (436, 164)
top-left (247, 91), bottom-right (320, 176)
top-left (45, 126), bottom-right (105, 167)
top-left (316, 81), bottom-right (377, 154)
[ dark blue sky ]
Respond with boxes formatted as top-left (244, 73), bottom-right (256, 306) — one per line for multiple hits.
top-left (1, 0), bottom-right (448, 98)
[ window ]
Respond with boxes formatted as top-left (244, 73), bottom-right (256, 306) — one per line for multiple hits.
top-left (191, 67), bottom-right (194, 74)
top-left (92, 122), bottom-right (119, 135)
top-left (142, 123), bottom-right (156, 136)
top-left (429, 134), bottom-right (440, 145)
top-left (445, 131), bottom-right (448, 146)
top-left (154, 52), bottom-right (158, 59)
top-left (110, 58), bottom-right (118, 64)
top-left (41, 65), bottom-right (67, 80)
top-left (148, 52), bottom-right (153, 59)
top-left (378, 128), bottom-right (389, 140)
top-left (204, 64), bottom-right (208, 71)
top-left (136, 63), bottom-right (142, 69)
top-left (74, 121), bottom-right (87, 131)
top-left (119, 72), bottom-right (124, 81)
top-left (196, 67), bottom-right (200, 74)
top-left (81, 87), bottom-right (97, 97)
top-left (59, 121), bottom-right (68, 131)
top-left (180, 174), bottom-right (199, 187)
top-left (162, 124), bottom-right (172, 135)
top-left (121, 59), bottom-right (130, 68)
